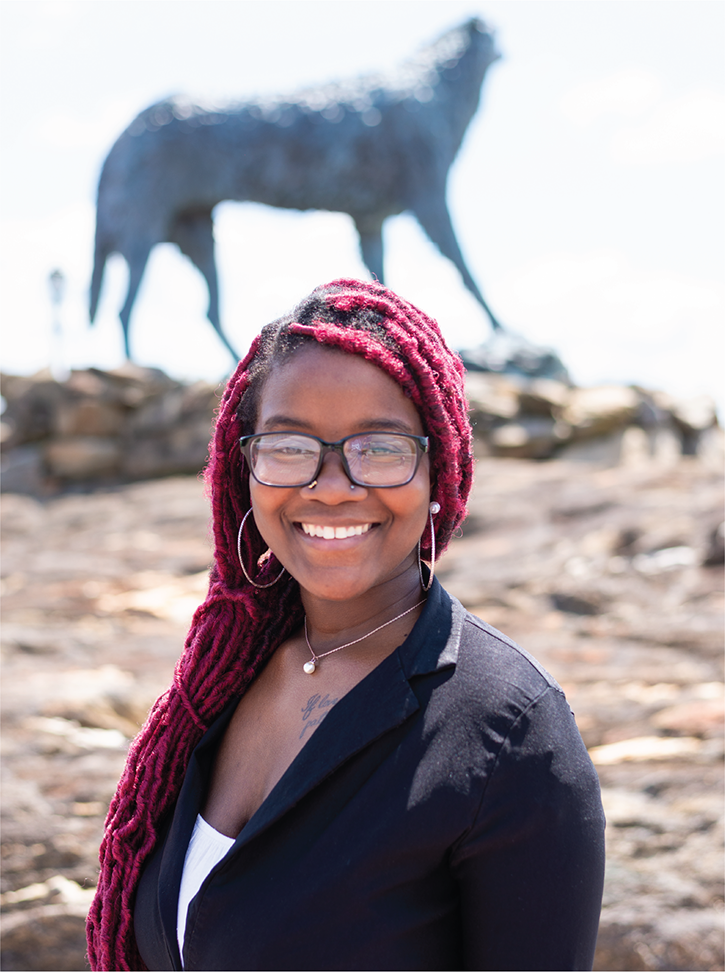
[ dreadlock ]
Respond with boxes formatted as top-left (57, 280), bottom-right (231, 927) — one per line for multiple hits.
top-left (86, 278), bottom-right (473, 970)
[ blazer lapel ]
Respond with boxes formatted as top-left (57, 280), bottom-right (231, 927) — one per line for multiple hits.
top-left (155, 579), bottom-right (461, 963)
top-left (235, 578), bottom-right (460, 848)
top-left (156, 700), bottom-right (238, 968)
top-left (236, 645), bottom-right (419, 847)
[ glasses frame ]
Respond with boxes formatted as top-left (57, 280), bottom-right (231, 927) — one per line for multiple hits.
top-left (239, 431), bottom-right (429, 488)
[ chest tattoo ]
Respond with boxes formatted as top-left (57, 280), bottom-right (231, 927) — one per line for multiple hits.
top-left (299, 693), bottom-right (339, 740)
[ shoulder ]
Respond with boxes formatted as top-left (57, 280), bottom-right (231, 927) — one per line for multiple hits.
top-left (444, 604), bottom-right (600, 806)
top-left (406, 582), bottom-right (577, 749)
top-left (450, 599), bottom-right (568, 716)
top-left (415, 592), bottom-right (592, 783)
top-left (460, 609), bottom-right (563, 694)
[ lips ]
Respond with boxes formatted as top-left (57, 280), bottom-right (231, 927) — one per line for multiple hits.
top-left (300, 523), bottom-right (372, 540)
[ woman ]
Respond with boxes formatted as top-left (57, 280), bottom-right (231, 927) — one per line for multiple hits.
top-left (87, 279), bottom-right (605, 971)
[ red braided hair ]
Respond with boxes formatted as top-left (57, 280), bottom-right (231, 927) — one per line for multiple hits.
top-left (86, 279), bottom-right (473, 969)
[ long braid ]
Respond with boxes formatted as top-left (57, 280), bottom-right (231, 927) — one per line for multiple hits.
top-left (87, 279), bottom-right (472, 970)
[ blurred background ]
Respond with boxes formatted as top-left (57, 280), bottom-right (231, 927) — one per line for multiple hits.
top-left (1, 3), bottom-right (723, 971)
top-left (1, 0), bottom-right (723, 409)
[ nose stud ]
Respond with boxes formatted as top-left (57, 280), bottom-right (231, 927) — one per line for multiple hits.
top-left (307, 480), bottom-right (318, 490)
top-left (350, 484), bottom-right (356, 491)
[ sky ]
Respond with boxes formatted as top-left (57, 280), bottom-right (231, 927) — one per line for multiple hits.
top-left (0, 0), bottom-right (723, 413)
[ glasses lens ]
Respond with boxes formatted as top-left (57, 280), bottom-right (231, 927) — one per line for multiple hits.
top-left (250, 434), bottom-right (320, 486)
top-left (344, 433), bottom-right (418, 486)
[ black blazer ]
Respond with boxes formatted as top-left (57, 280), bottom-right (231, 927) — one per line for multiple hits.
top-left (135, 579), bottom-right (605, 971)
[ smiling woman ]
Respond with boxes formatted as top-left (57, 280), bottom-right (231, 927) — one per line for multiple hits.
top-left (87, 279), bottom-right (605, 972)
top-left (246, 346), bottom-right (431, 606)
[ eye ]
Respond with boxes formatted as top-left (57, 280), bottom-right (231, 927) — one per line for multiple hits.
top-left (350, 435), bottom-right (414, 459)
top-left (257, 435), bottom-right (317, 458)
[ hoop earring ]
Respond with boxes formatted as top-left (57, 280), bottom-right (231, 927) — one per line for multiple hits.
top-left (417, 501), bottom-right (441, 592)
top-left (237, 508), bottom-right (286, 588)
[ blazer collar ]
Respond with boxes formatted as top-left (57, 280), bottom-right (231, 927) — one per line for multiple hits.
top-left (158, 579), bottom-right (461, 962)
top-left (398, 575), bottom-right (461, 678)
top-left (241, 578), bottom-right (461, 843)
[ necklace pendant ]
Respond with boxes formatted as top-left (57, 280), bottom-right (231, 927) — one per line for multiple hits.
top-left (303, 659), bottom-right (317, 675)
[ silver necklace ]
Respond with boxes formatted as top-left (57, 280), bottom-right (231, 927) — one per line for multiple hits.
top-left (303, 598), bottom-right (426, 674)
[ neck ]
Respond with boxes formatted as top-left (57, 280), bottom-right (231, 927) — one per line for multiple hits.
top-left (301, 566), bottom-right (423, 654)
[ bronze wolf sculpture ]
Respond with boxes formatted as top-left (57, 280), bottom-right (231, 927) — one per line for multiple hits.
top-left (90, 19), bottom-right (501, 361)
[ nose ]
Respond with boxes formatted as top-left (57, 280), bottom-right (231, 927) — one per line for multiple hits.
top-left (302, 453), bottom-right (368, 503)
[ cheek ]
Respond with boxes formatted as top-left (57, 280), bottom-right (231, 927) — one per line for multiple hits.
top-left (396, 471), bottom-right (431, 535)
top-left (415, 459), bottom-right (432, 507)
top-left (249, 482), bottom-right (284, 544)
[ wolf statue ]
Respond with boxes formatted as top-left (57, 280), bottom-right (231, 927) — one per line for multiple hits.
top-left (90, 19), bottom-right (501, 361)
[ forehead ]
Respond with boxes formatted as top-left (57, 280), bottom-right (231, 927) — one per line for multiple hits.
top-left (256, 344), bottom-right (423, 436)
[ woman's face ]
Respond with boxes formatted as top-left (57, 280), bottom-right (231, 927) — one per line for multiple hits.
top-left (249, 344), bottom-right (431, 604)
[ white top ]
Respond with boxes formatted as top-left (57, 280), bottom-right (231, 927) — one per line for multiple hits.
top-left (177, 814), bottom-right (235, 966)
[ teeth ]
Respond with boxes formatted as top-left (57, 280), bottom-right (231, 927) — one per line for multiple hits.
top-left (301, 523), bottom-right (371, 539)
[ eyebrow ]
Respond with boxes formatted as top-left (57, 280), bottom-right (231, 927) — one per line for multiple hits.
top-left (260, 415), bottom-right (420, 435)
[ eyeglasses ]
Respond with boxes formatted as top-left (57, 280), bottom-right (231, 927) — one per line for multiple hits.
top-left (239, 431), bottom-right (429, 488)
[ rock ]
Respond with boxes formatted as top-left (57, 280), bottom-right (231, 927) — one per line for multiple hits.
top-left (0, 902), bottom-right (89, 972)
top-left (0, 445), bottom-right (44, 495)
top-left (594, 783), bottom-right (724, 970)
top-left (0, 376), bottom-right (66, 447)
top-left (128, 387), bottom-right (186, 434)
top-left (651, 698), bottom-right (724, 738)
top-left (561, 385), bottom-right (641, 439)
top-left (557, 428), bottom-right (634, 465)
top-left (703, 522), bottom-right (725, 566)
top-left (1, 367), bottom-right (220, 491)
top-left (550, 591), bottom-right (605, 615)
top-left (517, 378), bottom-right (569, 415)
top-left (44, 437), bottom-right (122, 480)
top-left (459, 331), bottom-right (571, 382)
top-left (651, 392), bottom-right (719, 457)
top-left (489, 417), bottom-right (568, 458)
top-left (465, 371), bottom-right (520, 419)
top-left (589, 735), bottom-right (705, 764)
top-left (595, 909), bottom-right (725, 972)
top-left (121, 421), bottom-right (213, 479)
top-left (54, 400), bottom-right (125, 437)
top-left (658, 392), bottom-right (718, 433)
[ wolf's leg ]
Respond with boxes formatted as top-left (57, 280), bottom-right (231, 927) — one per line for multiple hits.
top-left (412, 195), bottom-right (502, 332)
top-left (170, 211), bottom-right (240, 363)
top-left (353, 216), bottom-right (385, 285)
top-left (119, 244), bottom-right (153, 360)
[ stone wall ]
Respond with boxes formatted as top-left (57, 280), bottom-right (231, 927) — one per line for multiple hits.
top-left (1, 366), bottom-right (220, 495)
top-left (466, 373), bottom-right (719, 462)
top-left (1, 366), bottom-right (720, 494)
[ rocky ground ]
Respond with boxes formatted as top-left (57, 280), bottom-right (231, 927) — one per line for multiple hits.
top-left (1, 453), bottom-right (723, 971)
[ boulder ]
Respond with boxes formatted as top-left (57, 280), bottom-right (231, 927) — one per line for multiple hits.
top-left (459, 331), bottom-right (570, 382)
top-left (489, 417), bottom-right (569, 459)
top-left (0, 376), bottom-right (67, 447)
top-left (0, 445), bottom-right (44, 495)
top-left (44, 437), bottom-right (122, 480)
top-left (465, 373), bottom-right (520, 423)
top-left (655, 392), bottom-right (718, 433)
top-left (517, 378), bottom-right (569, 416)
top-left (54, 400), bottom-right (126, 437)
top-left (651, 698), bottom-right (724, 738)
top-left (561, 386), bottom-right (641, 439)
top-left (0, 902), bottom-right (89, 972)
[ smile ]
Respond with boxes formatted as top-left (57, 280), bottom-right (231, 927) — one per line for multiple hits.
top-left (300, 523), bottom-right (372, 539)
